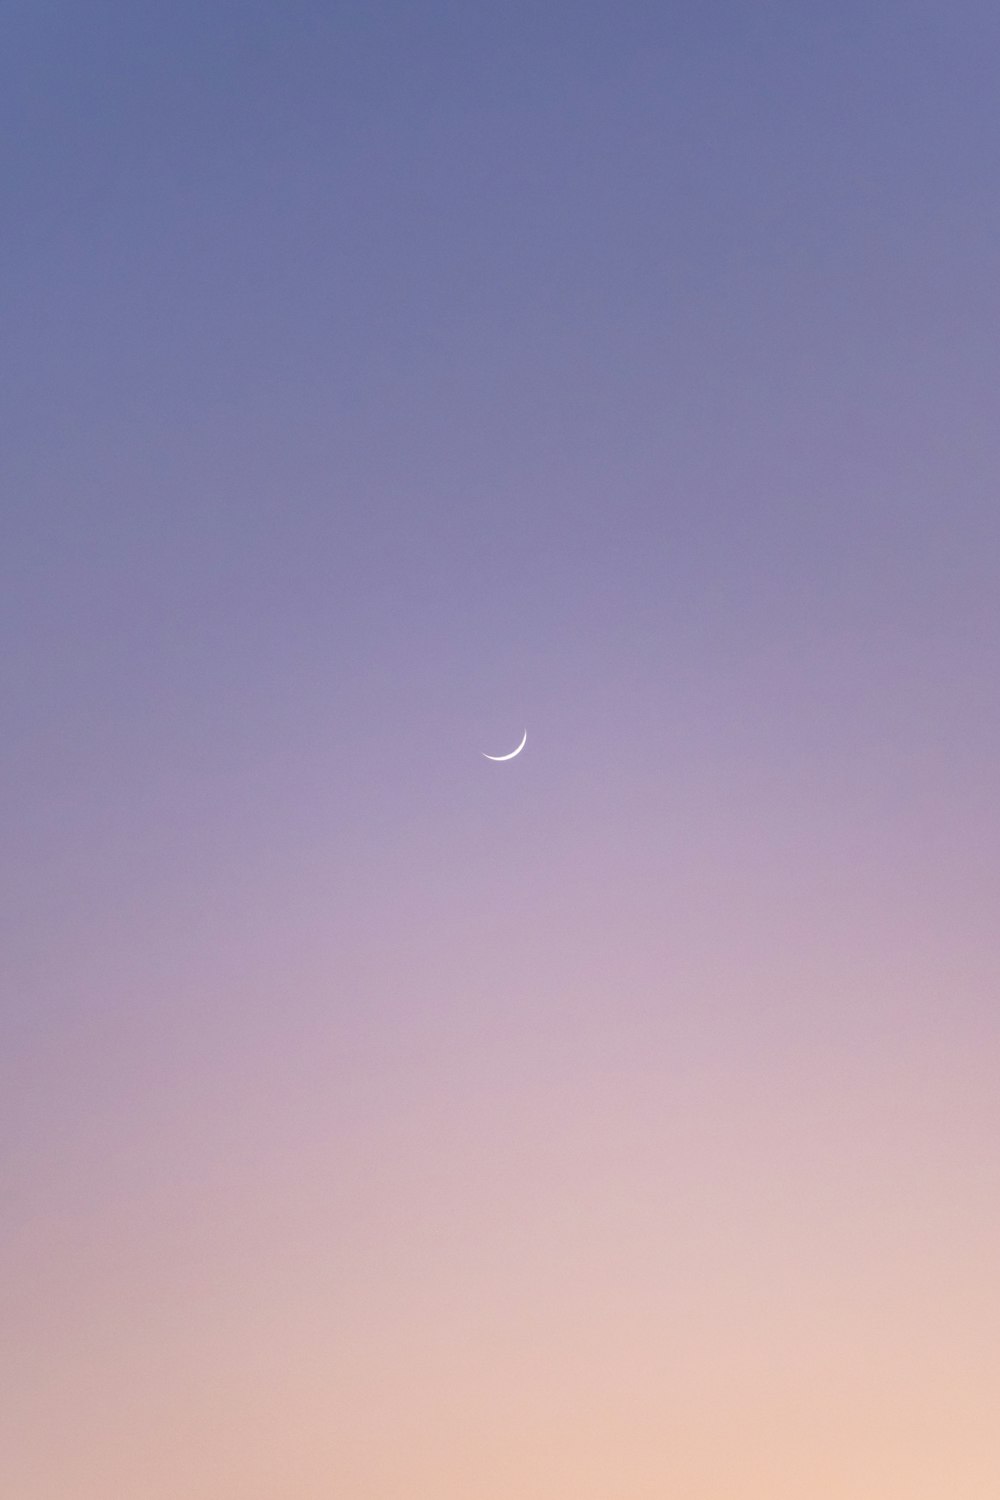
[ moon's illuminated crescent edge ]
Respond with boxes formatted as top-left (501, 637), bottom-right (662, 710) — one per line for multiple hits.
top-left (482, 730), bottom-right (527, 761)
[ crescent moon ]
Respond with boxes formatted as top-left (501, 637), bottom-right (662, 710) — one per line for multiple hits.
top-left (482, 729), bottom-right (527, 761)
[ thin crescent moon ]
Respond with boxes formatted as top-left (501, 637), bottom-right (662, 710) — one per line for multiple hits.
top-left (482, 729), bottom-right (527, 761)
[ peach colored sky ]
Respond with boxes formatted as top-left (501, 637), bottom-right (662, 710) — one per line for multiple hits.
top-left (3, 4), bottom-right (999, 1495)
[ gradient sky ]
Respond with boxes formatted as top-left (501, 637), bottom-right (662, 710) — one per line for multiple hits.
top-left (3, 4), bottom-right (1000, 1496)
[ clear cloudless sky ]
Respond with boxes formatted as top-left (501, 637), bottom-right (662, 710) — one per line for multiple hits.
top-left (2, 3), bottom-right (999, 1496)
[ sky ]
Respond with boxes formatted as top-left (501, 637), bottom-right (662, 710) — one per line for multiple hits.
top-left (2, 3), bottom-right (1000, 1495)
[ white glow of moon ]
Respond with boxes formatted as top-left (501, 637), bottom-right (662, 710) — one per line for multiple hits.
top-left (482, 730), bottom-right (527, 761)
